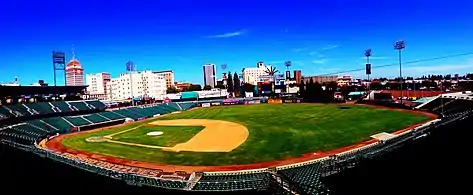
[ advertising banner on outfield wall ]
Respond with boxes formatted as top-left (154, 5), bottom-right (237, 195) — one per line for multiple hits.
top-left (201, 103), bottom-right (211, 107)
top-left (268, 98), bottom-right (283, 104)
top-left (211, 102), bottom-right (221, 106)
top-left (245, 100), bottom-right (255, 104)
top-left (222, 99), bottom-right (240, 105)
top-left (283, 99), bottom-right (302, 103)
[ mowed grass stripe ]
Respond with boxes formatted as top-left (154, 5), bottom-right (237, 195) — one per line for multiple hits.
top-left (61, 104), bottom-right (430, 166)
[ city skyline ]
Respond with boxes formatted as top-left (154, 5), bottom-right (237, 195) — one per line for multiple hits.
top-left (1, 1), bottom-right (473, 85)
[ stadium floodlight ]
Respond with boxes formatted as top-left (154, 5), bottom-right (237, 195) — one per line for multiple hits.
top-left (284, 61), bottom-right (292, 70)
top-left (394, 40), bottom-right (406, 104)
top-left (364, 49), bottom-right (372, 86)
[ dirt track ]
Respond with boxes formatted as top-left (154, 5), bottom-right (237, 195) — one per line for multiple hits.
top-left (44, 104), bottom-right (438, 173)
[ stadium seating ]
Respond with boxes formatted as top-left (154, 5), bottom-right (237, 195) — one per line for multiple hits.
top-left (3, 104), bottom-right (32, 116)
top-left (112, 109), bottom-right (146, 120)
top-left (178, 102), bottom-right (197, 111)
top-left (193, 173), bottom-right (270, 191)
top-left (99, 111), bottom-right (126, 120)
top-left (83, 113), bottom-right (110, 123)
top-left (42, 117), bottom-right (73, 132)
top-left (64, 116), bottom-right (92, 126)
top-left (26, 102), bottom-right (55, 114)
top-left (278, 163), bottom-right (325, 194)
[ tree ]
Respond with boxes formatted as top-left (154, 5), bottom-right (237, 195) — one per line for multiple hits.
top-left (166, 86), bottom-right (178, 94)
top-left (203, 85), bottom-right (212, 90)
top-left (187, 84), bottom-right (202, 91)
top-left (370, 81), bottom-right (383, 90)
top-left (306, 79), bottom-right (315, 99)
top-left (233, 72), bottom-right (241, 97)
top-left (264, 66), bottom-right (279, 93)
top-left (242, 83), bottom-right (255, 92)
top-left (226, 71), bottom-right (234, 95)
top-left (299, 80), bottom-right (306, 98)
top-left (215, 84), bottom-right (225, 89)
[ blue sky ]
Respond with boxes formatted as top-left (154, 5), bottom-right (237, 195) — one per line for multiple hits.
top-left (1, 0), bottom-right (473, 85)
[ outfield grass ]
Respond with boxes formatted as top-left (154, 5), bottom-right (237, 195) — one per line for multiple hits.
top-left (61, 104), bottom-right (430, 166)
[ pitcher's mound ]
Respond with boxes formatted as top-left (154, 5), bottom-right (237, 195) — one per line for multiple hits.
top-left (147, 131), bottom-right (164, 136)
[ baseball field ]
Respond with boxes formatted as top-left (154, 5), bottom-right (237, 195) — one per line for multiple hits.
top-left (58, 103), bottom-right (431, 166)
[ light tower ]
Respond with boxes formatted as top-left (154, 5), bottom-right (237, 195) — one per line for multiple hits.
top-left (364, 49), bottom-right (372, 90)
top-left (52, 51), bottom-right (66, 86)
top-left (394, 40), bottom-right (406, 104)
top-left (284, 61), bottom-right (292, 81)
top-left (126, 61), bottom-right (136, 106)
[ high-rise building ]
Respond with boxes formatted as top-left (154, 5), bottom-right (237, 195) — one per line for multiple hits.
top-left (203, 64), bottom-right (216, 88)
top-left (242, 62), bottom-right (271, 85)
top-left (86, 72), bottom-right (111, 100)
top-left (65, 55), bottom-right (84, 86)
top-left (107, 71), bottom-right (166, 100)
top-left (152, 70), bottom-right (174, 88)
top-left (294, 70), bottom-right (302, 84)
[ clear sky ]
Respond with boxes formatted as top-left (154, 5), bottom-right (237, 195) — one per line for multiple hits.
top-left (1, 0), bottom-right (473, 85)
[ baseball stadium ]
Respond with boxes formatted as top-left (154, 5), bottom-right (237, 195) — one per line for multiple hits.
top-left (1, 85), bottom-right (472, 194)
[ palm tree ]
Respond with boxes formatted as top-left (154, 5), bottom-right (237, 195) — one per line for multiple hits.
top-left (264, 66), bottom-right (279, 94)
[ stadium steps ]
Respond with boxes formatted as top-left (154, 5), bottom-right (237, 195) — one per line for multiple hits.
top-left (81, 116), bottom-right (94, 124)
top-left (184, 173), bottom-right (203, 190)
top-left (2, 106), bottom-right (22, 117)
top-left (48, 102), bottom-right (61, 112)
top-left (83, 101), bottom-right (95, 109)
top-left (415, 95), bottom-right (440, 109)
top-left (96, 113), bottom-right (111, 120)
top-left (66, 102), bottom-right (80, 111)
top-left (270, 173), bottom-right (300, 195)
top-left (27, 123), bottom-right (51, 134)
top-left (22, 104), bottom-right (39, 115)
top-left (61, 117), bottom-right (76, 127)
top-left (39, 120), bottom-right (59, 131)
top-left (176, 103), bottom-right (183, 111)
top-left (87, 100), bottom-right (106, 110)
top-left (432, 99), bottom-right (456, 112)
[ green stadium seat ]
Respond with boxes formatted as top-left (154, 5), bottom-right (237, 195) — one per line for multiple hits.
top-left (112, 109), bottom-right (146, 120)
top-left (42, 117), bottom-right (73, 132)
top-left (68, 101), bottom-right (90, 111)
top-left (64, 116), bottom-right (92, 126)
top-left (25, 102), bottom-right (55, 114)
top-left (85, 100), bottom-right (106, 109)
top-left (177, 102), bottom-right (197, 110)
top-left (51, 102), bottom-right (74, 112)
top-left (0, 106), bottom-right (15, 119)
top-left (3, 104), bottom-right (32, 116)
top-left (99, 111), bottom-right (126, 120)
top-left (83, 113), bottom-right (109, 123)
top-left (28, 120), bottom-right (58, 133)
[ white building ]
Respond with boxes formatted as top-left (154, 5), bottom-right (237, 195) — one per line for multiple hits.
top-left (107, 71), bottom-right (167, 100)
top-left (242, 62), bottom-right (271, 85)
top-left (86, 72), bottom-right (111, 100)
top-left (152, 70), bottom-right (175, 88)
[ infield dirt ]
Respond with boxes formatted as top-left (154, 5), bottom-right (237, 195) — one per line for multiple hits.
top-left (99, 119), bottom-right (249, 152)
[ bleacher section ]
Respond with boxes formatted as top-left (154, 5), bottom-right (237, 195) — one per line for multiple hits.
top-left (0, 100), bottom-right (106, 120)
top-left (193, 173), bottom-right (270, 191)
top-left (0, 102), bottom-right (197, 143)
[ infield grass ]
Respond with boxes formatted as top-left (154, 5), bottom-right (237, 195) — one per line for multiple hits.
top-left (61, 104), bottom-right (431, 166)
top-left (112, 126), bottom-right (204, 147)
